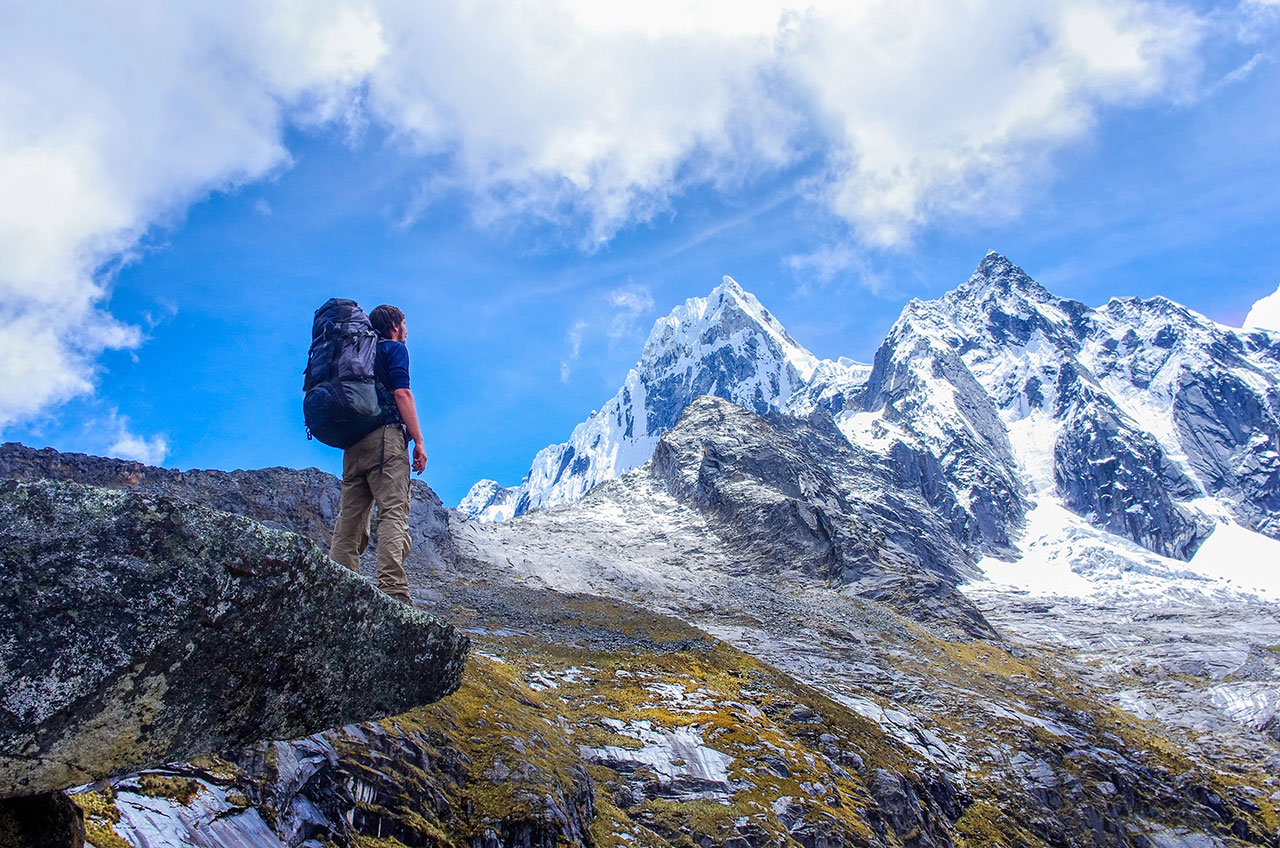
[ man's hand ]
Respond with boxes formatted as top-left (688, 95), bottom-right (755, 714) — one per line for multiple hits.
top-left (393, 387), bottom-right (428, 476)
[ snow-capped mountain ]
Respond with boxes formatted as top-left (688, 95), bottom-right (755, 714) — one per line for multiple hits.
top-left (456, 478), bottom-right (518, 522)
top-left (462, 252), bottom-right (1280, 604)
top-left (460, 276), bottom-right (826, 520)
top-left (11, 256), bottom-right (1280, 844)
top-left (826, 252), bottom-right (1280, 563)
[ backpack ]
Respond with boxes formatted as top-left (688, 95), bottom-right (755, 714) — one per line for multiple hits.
top-left (303, 298), bottom-right (386, 448)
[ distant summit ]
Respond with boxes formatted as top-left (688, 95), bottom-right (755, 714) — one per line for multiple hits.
top-left (460, 275), bottom-right (832, 521)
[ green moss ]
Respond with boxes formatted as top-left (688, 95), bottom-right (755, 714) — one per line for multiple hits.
top-left (84, 822), bottom-right (139, 848)
top-left (188, 754), bottom-right (240, 782)
top-left (349, 836), bottom-right (413, 848)
top-left (955, 800), bottom-right (1045, 848)
top-left (72, 787), bottom-right (120, 824)
top-left (137, 774), bottom-right (202, 805)
top-left (72, 787), bottom-right (138, 848)
top-left (637, 797), bottom-right (735, 845)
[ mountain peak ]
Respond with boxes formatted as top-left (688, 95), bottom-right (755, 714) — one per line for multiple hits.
top-left (719, 274), bottom-right (745, 294)
top-left (968, 251), bottom-right (1045, 296)
top-left (461, 275), bottom-right (818, 520)
top-left (977, 249), bottom-right (1014, 273)
top-left (641, 276), bottom-right (816, 380)
top-left (895, 252), bottom-right (1058, 339)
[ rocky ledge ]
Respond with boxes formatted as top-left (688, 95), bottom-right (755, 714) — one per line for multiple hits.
top-left (0, 478), bottom-right (469, 800)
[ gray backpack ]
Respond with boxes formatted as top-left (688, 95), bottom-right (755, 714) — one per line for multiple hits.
top-left (302, 298), bottom-right (384, 448)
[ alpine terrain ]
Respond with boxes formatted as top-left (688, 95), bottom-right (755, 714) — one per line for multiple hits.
top-left (4, 252), bottom-right (1280, 847)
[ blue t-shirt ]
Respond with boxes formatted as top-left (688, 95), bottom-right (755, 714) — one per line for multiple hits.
top-left (376, 340), bottom-right (410, 424)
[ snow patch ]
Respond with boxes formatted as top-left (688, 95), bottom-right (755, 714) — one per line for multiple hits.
top-left (969, 500), bottom-right (1280, 602)
top-left (580, 721), bottom-right (734, 793)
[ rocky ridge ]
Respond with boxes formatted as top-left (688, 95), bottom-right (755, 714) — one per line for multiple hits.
top-left (469, 254), bottom-right (1280, 601)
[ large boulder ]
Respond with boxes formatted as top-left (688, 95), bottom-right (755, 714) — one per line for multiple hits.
top-left (0, 442), bottom-right (458, 588)
top-left (0, 479), bottom-right (469, 798)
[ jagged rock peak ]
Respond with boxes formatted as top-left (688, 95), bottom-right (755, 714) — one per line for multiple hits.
top-left (890, 252), bottom-right (1084, 356)
top-left (955, 251), bottom-right (1054, 303)
top-left (639, 274), bottom-right (816, 380)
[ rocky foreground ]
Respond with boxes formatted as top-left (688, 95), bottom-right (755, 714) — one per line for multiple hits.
top-left (3, 442), bottom-right (1279, 847)
top-left (0, 473), bottom-right (468, 846)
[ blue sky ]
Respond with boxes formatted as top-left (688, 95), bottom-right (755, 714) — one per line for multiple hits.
top-left (2, 1), bottom-right (1279, 506)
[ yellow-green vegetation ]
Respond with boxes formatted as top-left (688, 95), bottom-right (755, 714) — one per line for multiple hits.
top-left (1077, 701), bottom-right (1280, 838)
top-left (187, 753), bottom-right (241, 782)
top-left (954, 800), bottom-right (1046, 848)
top-left (137, 774), bottom-right (202, 805)
top-left (333, 614), bottom-right (923, 848)
top-left (72, 786), bottom-right (137, 848)
top-left (879, 625), bottom-right (1280, 844)
top-left (74, 585), bottom-right (1272, 846)
top-left (348, 836), bottom-right (413, 848)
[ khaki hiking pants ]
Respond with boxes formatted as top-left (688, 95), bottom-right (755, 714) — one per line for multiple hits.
top-left (330, 425), bottom-right (412, 602)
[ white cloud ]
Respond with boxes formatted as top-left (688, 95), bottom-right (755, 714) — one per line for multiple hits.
top-left (560, 319), bottom-right (589, 382)
top-left (0, 1), bottom-right (387, 431)
top-left (358, 1), bottom-right (1204, 247)
top-left (1244, 281), bottom-right (1280, 331)
top-left (102, 409), bottom-right (169, 465)
top-left (787, 245), bottom-right (896, 298)
top-left (608, 286), bottom-right (655, 314)
top-left (0, 0), bottom-right (1226, 428)
top-left (782, 2), bottom-right (1202, 247)
top-left (606, 283), bottom-right (655, 343)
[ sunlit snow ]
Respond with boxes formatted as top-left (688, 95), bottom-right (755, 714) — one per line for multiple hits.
top-left (970, 500), bottom-right (1280, 602)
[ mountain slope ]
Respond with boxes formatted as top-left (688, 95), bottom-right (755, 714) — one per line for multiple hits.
top-left (462, 253), bottom-right (1280, 605)
top-left (7, 438), bottom-right (1280, 846)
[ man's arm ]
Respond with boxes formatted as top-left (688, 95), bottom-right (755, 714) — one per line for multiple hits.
top-left (393, 388), bottom-right (428, 475)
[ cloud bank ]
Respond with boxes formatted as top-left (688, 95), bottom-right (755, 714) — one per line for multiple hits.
top-left (1245, 282), bottom-right (1280, 332)
top-left (0, 0), bottom-right (1216, 429)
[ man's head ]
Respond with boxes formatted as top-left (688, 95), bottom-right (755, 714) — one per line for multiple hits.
top-left (370, 304), bottom-right (406, 342)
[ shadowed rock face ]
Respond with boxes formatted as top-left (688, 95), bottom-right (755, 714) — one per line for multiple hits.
top-left (0, 790), bottom-right (85, 847)
top-left (0, 478), bottom-right (469, 799)
top-left (650, 396), bottom-right (995, 638)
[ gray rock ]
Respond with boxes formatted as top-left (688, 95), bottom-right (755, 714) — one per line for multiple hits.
top-left (0, 479), bottom-right (469, 798)
top-left (1053, 369), bottom-right (1210, 559)
top-left (0, 442), bottom-right (457, 589)
top-left (650, 396), bottom-right (995, 637)
top-left (1173, 368), bottom-right (1280, 539)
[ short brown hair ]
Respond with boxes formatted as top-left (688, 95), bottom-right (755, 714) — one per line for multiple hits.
top-left (369, 304), bottom-right (405, 339)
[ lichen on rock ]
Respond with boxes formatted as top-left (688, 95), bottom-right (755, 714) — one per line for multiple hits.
top-left (0, 478), bottom-right (469, 798)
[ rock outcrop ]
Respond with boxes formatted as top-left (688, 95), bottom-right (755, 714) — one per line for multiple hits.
top-left (0, 478), bottom-right (469, 799)
top-left (0, 443), bottom-right (457, 589)
top-left (0, 790), bottom-right (85, 848)
top-left (650, 396), bottom-right (994, 636)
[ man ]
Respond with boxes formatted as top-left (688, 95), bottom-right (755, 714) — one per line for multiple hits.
top-left (329, 304), bottom-right (427, 604)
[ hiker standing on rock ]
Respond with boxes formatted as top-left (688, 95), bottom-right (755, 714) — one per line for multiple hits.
top-left (307, 303), bottom-right (427, 604)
